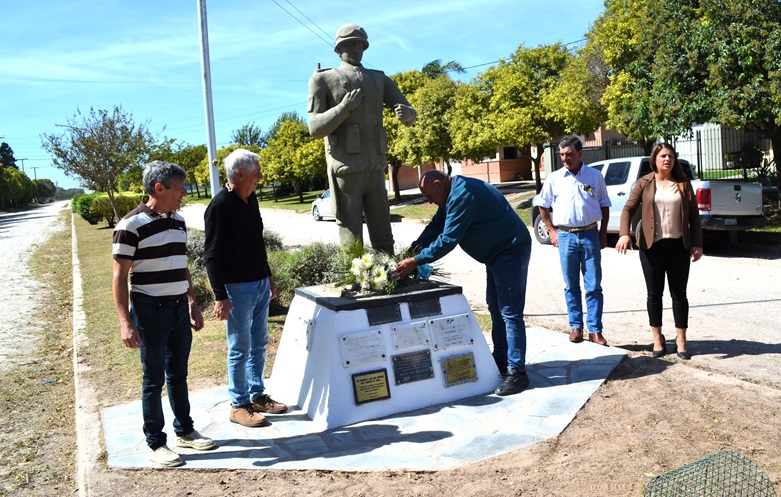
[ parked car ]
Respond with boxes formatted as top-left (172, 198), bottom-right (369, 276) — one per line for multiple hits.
top-left (311, 189), bottom-right (334, 221)
top-left (530, 156), bottom-right (765, 245)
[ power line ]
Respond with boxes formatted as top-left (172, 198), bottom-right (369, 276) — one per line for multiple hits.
top-left (269, 0), bottom-right (332, 47)
top-left (284, 0), bottom-right (331, 39)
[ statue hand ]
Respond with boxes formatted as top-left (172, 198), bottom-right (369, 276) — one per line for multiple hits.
top-left (342, 89), bottom-right (363, 111)
top-left (395, 104), bottom-right (416, 126)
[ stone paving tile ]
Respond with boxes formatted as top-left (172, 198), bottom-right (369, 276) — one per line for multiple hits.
top-left (101, 327), bottom-right (625, 471)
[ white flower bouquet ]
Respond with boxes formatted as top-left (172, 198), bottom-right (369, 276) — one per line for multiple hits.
top-left (348, 250), bottom-right (398, 293)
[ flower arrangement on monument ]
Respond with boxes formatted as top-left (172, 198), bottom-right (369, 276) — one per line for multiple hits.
top-left (340, 245), bottom-right (446, 295)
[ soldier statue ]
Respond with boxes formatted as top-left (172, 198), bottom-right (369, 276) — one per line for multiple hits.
top-left (308, 23), bottom-right (417, 253)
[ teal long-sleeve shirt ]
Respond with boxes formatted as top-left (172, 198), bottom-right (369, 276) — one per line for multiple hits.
top-left (412, 176), bottom-right (531, 266)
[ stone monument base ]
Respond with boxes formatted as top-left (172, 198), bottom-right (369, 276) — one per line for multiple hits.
top-left (268, 282), bottom-right (501, 430)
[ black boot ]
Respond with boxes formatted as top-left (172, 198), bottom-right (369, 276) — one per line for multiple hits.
top-left (495, 368), bottom-right (529, 396)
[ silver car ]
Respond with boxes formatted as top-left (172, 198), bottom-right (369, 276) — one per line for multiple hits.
top-left (311, 189), bottom-right (334, 221)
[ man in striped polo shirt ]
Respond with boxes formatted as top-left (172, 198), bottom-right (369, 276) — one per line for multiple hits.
top-left (112, 160), bottom-right (215, 468)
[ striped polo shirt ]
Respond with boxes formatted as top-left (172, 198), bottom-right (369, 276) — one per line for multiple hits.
top-left (112, 202), bottom-right (189, 297)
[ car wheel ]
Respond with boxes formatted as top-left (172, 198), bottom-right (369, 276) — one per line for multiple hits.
top-left (533, 214), bottom-right (551, 245)
top-left (312, 206), bottom-right (322, 221)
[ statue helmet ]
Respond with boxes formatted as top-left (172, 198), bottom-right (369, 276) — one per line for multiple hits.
top-left (334, 24), bottom-right (369, 52)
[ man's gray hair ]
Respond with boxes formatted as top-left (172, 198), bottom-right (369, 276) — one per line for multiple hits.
top-left (224, 149), bottom-right (260, 182)
top-left (142, 160), bottom-right (187, 195)
top-left (558, 135), bottom-right (583, 152)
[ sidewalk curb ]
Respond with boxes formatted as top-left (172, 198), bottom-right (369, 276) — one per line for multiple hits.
top-left (72, 212), bottom-right (102, 496)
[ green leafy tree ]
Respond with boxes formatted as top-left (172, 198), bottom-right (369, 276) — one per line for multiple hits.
top-left (40, 105), bottom-right (155, 223)
top-left (586, 0), bottom-right (659, 153)
top-left (264, 112), bottom-right (306, 144)
top-left (452, 43), bottom-right (587, 192)
top-left (385, 70), bottom-right (429, 199)
top-left (0, 142), bottom-right (17, 169)
top-left (0, 167), bottom-right (35, 208)
top-left (260, 119), bottom-right (325, 203)
top-left (33, 178), bottom-right (57, 201)
top-left (148, 140), bottom-right (208, 197)
top-left (194, 144), bottom-right (263, 191)
top-left (421, 59), bottom-right (466, 79)
top-left (654, 0), bottom-right (781, 187)
top-left (231, 122), bottom-right (266, 148)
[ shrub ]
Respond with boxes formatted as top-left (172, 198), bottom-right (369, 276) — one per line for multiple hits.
top-left (264, 228), bottom-right (284, 252)
top-left (90, 194), bottom-right (147, 227)
top-left (71, 193), bottom-right (101, 224)
top-left (269, 242), bottom-right (342, 310)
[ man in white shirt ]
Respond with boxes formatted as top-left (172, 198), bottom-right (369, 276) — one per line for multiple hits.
top-left (536, 136), bottom-right (611, 346)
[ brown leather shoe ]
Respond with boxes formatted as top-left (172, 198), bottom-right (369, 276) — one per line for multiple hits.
top-left (569, 328), bottom-right (584, 343)
top-left (229, 405), bottom-right (268, 427)
top-left (588, 332), bottom-right (608, 346)
top-left (250, 394), bottom-right (288, 414)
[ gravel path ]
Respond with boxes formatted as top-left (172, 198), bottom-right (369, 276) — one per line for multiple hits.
top-left (0, 201), bottom-right (69, 371)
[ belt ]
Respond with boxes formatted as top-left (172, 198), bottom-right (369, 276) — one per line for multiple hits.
top-left (557, 222), bottom-right (598, 233)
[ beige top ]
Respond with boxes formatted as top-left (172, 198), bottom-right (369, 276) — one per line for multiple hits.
top-left (653, 182), bottom-right (684, 242)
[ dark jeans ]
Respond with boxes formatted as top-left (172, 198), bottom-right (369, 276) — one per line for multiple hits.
top-left (639, 238), bottom-right (691, 329)
top-left (485, 245), bottom-right (531, 373)
top-left (130, 292), bottom-right (194, 450)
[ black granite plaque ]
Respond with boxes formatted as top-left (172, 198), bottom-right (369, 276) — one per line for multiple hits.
top-left (366, 303), bottom-right (402, 326)
top-left (352, 369), bottom-right (391, 405)
top-left (391, 350), bottom-right (434, 385)
top-left (408, 298), bottom-right (442, 319)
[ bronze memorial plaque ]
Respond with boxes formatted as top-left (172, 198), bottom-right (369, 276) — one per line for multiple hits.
top-left (440, 352), bottom-right (478, 387)
top-left (352, 369), bottom-right (391, 405)
top-left (391, 349), bottom-right (434, 385)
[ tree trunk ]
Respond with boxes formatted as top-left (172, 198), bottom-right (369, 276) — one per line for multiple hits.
top-left (391, 162), bottom-right (402, 201)
top-left (106, 186), bottom-right (120, 228)
top-left (769, 130), bottom-right (781, 207)
top-left (532, 143), bottom-right (544, 193)
top-left (641, 138), bottom-right (656, 156)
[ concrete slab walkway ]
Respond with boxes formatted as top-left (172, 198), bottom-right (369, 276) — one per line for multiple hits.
top-left (101, 327), bottom-right (624, 471)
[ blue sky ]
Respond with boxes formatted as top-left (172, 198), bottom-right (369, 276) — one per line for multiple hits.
top-left (1, 0), bottom-right (605, 190)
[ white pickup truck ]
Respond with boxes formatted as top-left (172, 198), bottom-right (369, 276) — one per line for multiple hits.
top-left (530, 156), bottom-right (766, 245)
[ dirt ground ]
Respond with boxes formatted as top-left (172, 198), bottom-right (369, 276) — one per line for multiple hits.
top-left (75, 355), bottom-right (779, 497)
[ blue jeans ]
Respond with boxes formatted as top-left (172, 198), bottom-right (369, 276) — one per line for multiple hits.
top-left (224, 279), bottom-right (270, 407)
top-left (485, 245), bottom-right (531, 373)
top-left (130, 292), bottom-right (194, 450)
top-left (557, 228), bottom-right (604, 333)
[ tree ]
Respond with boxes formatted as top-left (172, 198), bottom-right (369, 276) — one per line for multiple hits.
top-left (451, 43), bottom-right (598, 192)
top-left (34, 178), bottom-right (57, 201)
top-left (264, 112), bottom-right (306, 144)
top-left (41, 105), bottom-right (155, 223)
top-left (194, 144), bottom-right (263, 191)
top-left (0, 142), bottom-right (17, 169)
top-left (649, 0), bottom-right (781, 187)
top-left (421, 59), bottom-right (466, 79)
top-left (0, 167), bottom-right (35, 209)
top-left (260, 118), bottom-right (325, 203)
top-left (148, 140), bottom-right (208, 197)
top-left (231, 122), bottom-right (266, 148)
top-left (585, 0), bottom-right (659, 153)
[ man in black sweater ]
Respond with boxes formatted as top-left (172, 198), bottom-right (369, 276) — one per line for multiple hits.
top-left (204, 149), bottom-right (287, 427)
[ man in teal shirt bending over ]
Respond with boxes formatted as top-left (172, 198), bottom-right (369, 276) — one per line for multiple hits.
top-left (393, 170), bottom-right (532, 396)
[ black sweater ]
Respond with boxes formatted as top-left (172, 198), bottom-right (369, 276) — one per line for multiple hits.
top-left (204, 187), bottom-right (271, 301)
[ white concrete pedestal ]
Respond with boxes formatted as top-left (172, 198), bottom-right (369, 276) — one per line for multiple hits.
top-left (269, 282), bottom-right (500, 430)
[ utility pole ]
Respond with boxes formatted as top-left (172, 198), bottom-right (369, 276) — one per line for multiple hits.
top-left (197, 0), bottom-right (219, 198)
top-left (17, 158), bottom-right (27, 172)
top-left (31, 166), bottom-right (39, 180)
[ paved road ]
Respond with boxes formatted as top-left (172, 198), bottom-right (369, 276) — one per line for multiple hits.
top-left (0, 201), bottom-right (69, 371)
top-left (180, 203), bottom-right (781, 390)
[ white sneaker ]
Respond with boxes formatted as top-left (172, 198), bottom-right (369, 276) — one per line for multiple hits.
top-left (175, 430), bottom-right (216, 451)
top-left (149, 445), bottom-right (184, 467)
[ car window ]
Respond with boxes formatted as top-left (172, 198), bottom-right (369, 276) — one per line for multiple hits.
top-left (639, 159), bottom-right (652, 176)
top-left (323, 190), bottom-right (330, 199)
top-left (590, 164), bottom-right (604, 173)
top-left (604, 161), bottom-right (630, 186)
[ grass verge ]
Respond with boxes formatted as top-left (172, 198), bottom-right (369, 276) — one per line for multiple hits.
top-left (0, 210), bottom-right (77, 496)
